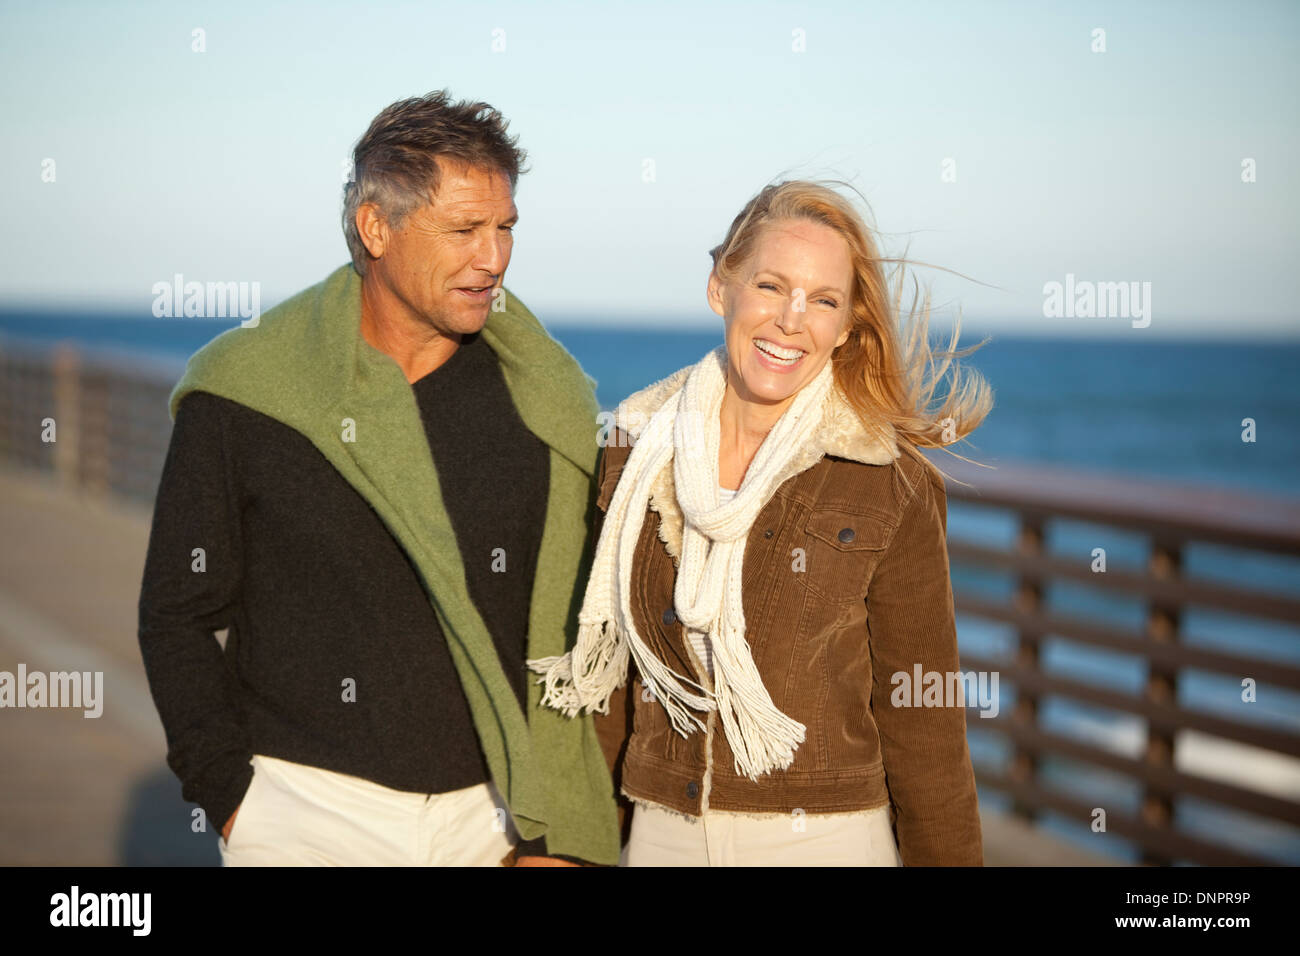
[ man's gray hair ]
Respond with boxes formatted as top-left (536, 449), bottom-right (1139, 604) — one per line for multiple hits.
top-left (342, 90), bottom-right (528, 275)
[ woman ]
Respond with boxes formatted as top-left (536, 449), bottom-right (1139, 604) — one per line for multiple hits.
top-left (530, 180), bottom-right (992, 866)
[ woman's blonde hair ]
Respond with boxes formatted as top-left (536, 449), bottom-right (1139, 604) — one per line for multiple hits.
top-left (708, 179), bottom-right (992, 468)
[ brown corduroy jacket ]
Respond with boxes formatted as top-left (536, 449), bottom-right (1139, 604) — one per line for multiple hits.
top-left (589, 368), bottom-right (984, 866)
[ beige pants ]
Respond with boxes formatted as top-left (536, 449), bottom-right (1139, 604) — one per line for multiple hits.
top-left (623, 800), bottom-right (904, 866)
top-left (217, 755), bottom-right (518, 866)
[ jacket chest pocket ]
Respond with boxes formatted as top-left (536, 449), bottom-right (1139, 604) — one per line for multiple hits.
top-left (797, 508), bottom-right (894, 606)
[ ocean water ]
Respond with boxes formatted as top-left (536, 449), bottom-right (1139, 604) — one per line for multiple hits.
top-left (553, 328), bottom-right (1300, 501)
top-left (2, 311), bottom-right (1296, 498)
top-left (2, 309), bottom-right (1298, 863)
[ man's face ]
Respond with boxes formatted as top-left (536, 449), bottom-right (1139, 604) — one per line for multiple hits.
top-left (366, 160), bottom-right (518, 336)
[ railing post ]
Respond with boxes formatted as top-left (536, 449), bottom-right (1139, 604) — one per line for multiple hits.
top-left (51, 345), bottom-right (82, 490)
top-left (79, 365), bottom-right (113, 496)
top-left (1140, 537), bottom-right (1182, 864)
top-left (0, 340), bottom-right (11, 462)
top-left (1010, 515), bottom-right (1044, 820)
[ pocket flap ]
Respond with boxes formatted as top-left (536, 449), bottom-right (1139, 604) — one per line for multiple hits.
top-left (804, 509), bottom-right (894, 551)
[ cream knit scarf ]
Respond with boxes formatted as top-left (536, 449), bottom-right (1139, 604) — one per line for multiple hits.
top-left (529, 344), bottom-right (836, 781)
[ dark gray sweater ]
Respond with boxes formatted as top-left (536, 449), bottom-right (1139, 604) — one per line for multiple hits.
top-left (137, 330), bottom-right (555, 859)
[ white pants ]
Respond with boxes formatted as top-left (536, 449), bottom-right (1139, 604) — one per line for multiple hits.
top-left (623, 800), bottom-right (904, 866)
top-left (217, 755), bottom-right (518, 866)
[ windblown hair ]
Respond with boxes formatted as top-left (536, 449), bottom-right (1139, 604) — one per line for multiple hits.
top-left (342, 90), bottom-right (528, 275)
top-left (708, 180), bottom-right (992, 465)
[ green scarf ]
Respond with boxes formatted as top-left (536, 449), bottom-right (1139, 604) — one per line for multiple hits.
top-left (169, 263), bottom-right (620, 865)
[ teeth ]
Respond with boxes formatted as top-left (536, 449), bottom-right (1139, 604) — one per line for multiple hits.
top-left (755, 339), bottom-right (804, 363)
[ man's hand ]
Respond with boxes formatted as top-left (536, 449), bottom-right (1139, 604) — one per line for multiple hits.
top-left (221, 806), bottom-right (240, 843)
top-left (514, 855), bottom-right (581, 867)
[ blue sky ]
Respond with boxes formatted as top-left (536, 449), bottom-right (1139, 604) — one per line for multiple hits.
top-left (2, 0), bottom-right (1297, 337)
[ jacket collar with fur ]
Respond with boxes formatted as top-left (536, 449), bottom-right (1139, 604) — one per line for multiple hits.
top-left (610, 355), bottom-right (901, 566)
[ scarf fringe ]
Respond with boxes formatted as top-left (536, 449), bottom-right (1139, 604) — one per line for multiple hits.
top-left (528, 618), bottom-right (623, 717)
top-left (528, 652), bottom-right (585, 718)
top-left (528, 616), bottom-right (715, 738)
top-left (710, 622), bottom-right (807, 780)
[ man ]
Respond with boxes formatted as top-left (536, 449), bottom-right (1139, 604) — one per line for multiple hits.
top-left (137, 91), bottom-right (620, 866)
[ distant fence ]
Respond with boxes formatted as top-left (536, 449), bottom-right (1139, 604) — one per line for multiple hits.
top-left (0, 337), bottom-right (178, 502)
top-left (3, 336), bottom-right (1298, 865)
top-left (938, 456), bottom-right (1300, 865)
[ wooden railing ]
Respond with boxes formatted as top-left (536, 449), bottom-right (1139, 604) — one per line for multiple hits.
top-left (3, 336), bottom-right (1298, 865)
top-left (0, 337), bottom-right (179, 503)
top-left (933, 454), bottom-right (1300, 866)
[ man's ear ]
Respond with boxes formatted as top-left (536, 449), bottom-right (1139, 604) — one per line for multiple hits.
top-left (706, 270), bottom-right (727, 319)
top-left (356, 203), bottom-right (388, 261)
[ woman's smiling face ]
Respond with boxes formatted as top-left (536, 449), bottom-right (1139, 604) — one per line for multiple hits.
top-left (708, 218), bottom-right (853, 411)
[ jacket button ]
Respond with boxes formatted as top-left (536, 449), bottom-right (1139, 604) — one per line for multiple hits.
top-left (763, 528), bottom-right (774, 538)
top-left (686, 781), bottom-right (700, 799)
top-left (838, 527), bottom-right (856, 543)
top-left (662, 607), bottom-right (677, 626)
